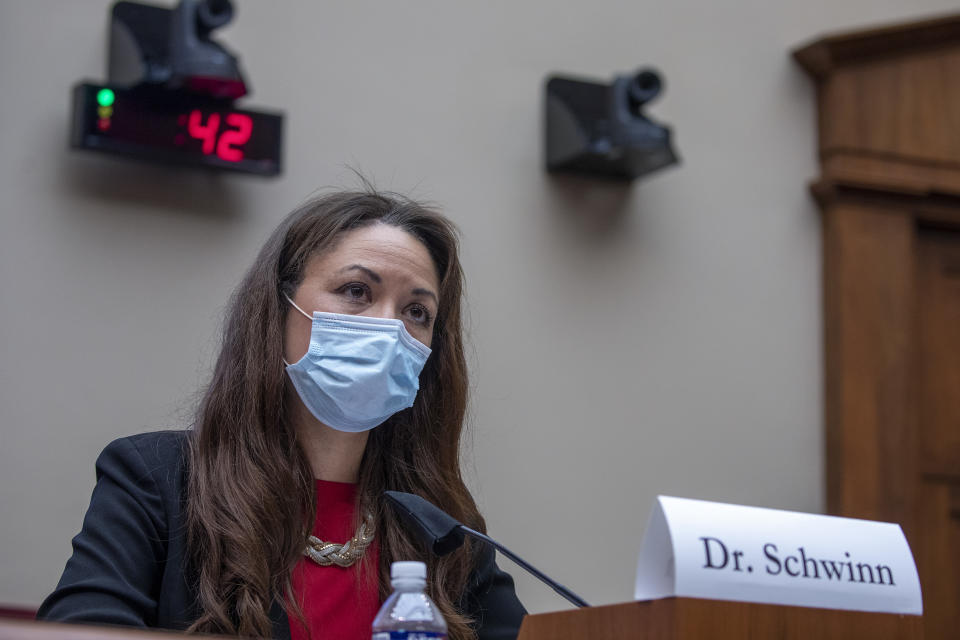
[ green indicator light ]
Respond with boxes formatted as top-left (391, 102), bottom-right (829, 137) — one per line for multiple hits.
top-left (96, 88), bottom-right (115, 107)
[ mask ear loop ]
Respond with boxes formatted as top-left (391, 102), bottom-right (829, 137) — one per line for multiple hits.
top-left (284, 292), bottom-right (313, 320)
top-left (283, 292), bottom-right (313, 366)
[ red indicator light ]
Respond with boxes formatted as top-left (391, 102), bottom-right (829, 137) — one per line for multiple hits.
top-left (187, 110), bottom-right (221, 154)
top-left (186, 76), bottom-right (247, 100)
top-left (97, 118), bottom-right (111, 131)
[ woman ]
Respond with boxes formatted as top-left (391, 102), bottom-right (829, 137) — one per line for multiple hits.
top-left (37, 189), bottom-right (527, 640)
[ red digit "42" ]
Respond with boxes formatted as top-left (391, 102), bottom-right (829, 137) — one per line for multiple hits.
top-left (187, 110), bottom-right (253, 162)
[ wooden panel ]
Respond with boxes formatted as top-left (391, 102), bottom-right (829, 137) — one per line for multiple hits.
top-left (517, 598), bottom-right (922, 640)
top-left (822, 203), bottom-right (917, 525)
top-left (796, 15), bottom-right (960, 640)
top-left (797, 14), bottom-right (960, 197)
top-left (914, 481), bottom-right (960, 640)
top-left (914, 228), bottom-right (960, 638)
top-left (916, 228), bottom-right (960, 474)
top-left (819, 49), bottom-right (960, 166)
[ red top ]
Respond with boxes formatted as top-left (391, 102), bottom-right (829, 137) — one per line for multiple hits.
top-left (289, 480), bottom-right (381, 640)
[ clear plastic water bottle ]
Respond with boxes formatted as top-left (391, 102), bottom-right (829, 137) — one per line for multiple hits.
top-left (372, 561), bottom-right (448, 640)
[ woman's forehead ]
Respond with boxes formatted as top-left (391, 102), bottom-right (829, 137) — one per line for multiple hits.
top-left (306, 224), bottom-right (439, 288)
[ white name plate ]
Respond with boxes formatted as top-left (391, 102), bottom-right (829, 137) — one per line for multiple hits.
top-left (634, 496), bottom-right (922, 614)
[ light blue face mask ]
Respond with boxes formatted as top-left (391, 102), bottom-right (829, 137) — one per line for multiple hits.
top-left (283, 294), bottom-right (432, 433)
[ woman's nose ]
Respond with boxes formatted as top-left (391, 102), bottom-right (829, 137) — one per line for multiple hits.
top-left (362, 302), bottom-right (399, 321)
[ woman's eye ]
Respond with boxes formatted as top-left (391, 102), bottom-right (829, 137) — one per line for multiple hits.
top-left (406, 304), bottom-right (433, 326)
top-left (339, 283), bottom-right (371, 302)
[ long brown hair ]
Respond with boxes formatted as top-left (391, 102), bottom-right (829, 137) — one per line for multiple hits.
top-left (185, 189), bottom-right (483, 639)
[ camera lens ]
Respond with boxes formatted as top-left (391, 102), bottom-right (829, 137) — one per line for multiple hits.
top-left (628, 70), bottom-right (662, 109)
top-left (197, 0), bottom-right (233, 33)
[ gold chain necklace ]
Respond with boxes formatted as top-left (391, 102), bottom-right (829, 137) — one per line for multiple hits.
top-left (302, 512), bottom-right (376, 567)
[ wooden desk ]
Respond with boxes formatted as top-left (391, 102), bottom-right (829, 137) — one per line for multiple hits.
top-left (0, 619), bottom-right (203, 640)
top-left (518, 598), bottom-right (924, 640)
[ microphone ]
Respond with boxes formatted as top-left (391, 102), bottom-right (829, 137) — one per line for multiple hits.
top-left (383, 490), bottom-right (590, 608)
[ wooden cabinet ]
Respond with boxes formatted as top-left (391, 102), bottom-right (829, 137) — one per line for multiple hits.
top-left (794, 14), bottom-right (960, 639)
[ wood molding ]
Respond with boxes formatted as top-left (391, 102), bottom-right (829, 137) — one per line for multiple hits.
top-left (793, 13), bottom-right (960, 78)
top-left (822, 153), bottom-right (960, 198)
top-left (810, 181), bottom-right (960, 229)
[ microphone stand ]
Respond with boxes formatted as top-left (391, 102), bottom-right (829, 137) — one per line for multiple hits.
top-left (383, 490), bottom-right (590, 609)
top-left (459, 525), bottom-right (590, 608)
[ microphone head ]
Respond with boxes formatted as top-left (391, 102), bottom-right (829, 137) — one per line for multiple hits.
top-left (383, 491), bottom-right (466, 556)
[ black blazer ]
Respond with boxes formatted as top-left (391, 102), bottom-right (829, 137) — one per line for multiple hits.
top-left (37, 431), bottom-right (526, 639)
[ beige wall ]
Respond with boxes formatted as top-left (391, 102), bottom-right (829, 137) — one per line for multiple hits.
top-left (1, 0), bottom-right (954, 615)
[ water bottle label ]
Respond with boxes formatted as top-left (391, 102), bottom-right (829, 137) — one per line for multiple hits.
top-left (372, 633), bottom-right (446, 640)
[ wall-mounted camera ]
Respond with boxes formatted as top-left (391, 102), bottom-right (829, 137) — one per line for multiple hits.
top-left (109, 0), bottom-right (247, 98)
top-left (70, 0), bottom-right (284, 176)
top-left (545, 69), bottom-right (679, 180)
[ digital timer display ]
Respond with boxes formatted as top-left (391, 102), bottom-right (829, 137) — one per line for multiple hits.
top-left (70, 83), bottom-right (283, 176)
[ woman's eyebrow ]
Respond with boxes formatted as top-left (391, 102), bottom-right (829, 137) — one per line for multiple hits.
top-left (412, 288), bottom-right (439, 305)
top-left (339, 264), bottom-right (382, 283)
top-left (340, 264), bottom-right (437, 304)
